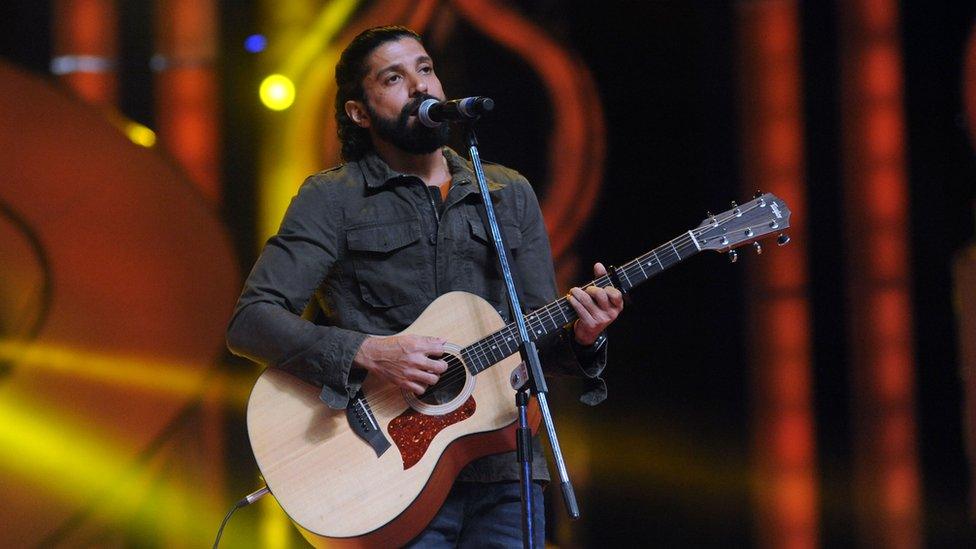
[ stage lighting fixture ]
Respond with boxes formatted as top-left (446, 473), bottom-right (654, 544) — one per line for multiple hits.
top-left (124, 122), bottom-right (156, 148)
top-left (259, 74), bottom-right (295, 111)
top-left (244, 34), bottom-right (267, 53)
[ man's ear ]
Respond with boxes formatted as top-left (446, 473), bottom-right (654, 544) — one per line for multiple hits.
top-left (345, 100), bottom-right (370, 128)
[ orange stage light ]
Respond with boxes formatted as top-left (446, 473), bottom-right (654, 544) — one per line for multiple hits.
top-left (155, 0), bottom-right (221, 202)
top-left (840, 1), bottom-right (921, 546)
top-left (52, 0), bottom-right (118, 105)
top-left (737, 2), bottom-right (819, 548)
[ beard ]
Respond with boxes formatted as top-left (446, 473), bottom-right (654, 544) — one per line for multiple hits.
top-left (367, 94), bottom-right (450, 155)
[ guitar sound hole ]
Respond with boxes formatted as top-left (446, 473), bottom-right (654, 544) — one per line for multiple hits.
top-left (418, 353), bottom-right (467, 405)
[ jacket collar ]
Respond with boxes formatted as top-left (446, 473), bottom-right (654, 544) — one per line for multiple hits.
top-left (358, 147), bottom-right (503, 192)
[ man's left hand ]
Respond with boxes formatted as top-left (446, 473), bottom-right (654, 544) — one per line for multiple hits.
top-left (568, 262), bottom-right (624, 346)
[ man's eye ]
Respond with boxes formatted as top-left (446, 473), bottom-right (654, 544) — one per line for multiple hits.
top-left (419, 66), bottom-right (433, 74)
top-left (386, 74), bottom-right (401, 84)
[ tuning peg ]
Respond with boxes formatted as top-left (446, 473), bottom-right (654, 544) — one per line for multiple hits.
top-left (777, 233), bottom-right (791, 246)
top-left (753, 241), bottom-right (763, 255)
top-left (730, 200), bottom-right (742, 217)
top-left (729, 249), bottom-right (739, 263)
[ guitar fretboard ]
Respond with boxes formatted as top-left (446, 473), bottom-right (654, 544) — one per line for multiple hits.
top-left (461, 231), bottom-right (702, 374)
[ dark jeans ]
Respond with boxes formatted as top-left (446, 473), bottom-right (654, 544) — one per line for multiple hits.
top-left (403, 481), bottom-right (545, 548)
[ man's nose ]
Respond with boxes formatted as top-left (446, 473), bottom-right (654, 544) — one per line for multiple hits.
top-left (410, 74), bottom-right (428, 95)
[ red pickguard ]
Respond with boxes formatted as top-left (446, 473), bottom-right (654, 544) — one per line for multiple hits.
top-left (388, 397), bottom-right (477, 469)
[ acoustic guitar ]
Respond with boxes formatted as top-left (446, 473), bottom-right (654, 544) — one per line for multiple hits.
top-left (246, 193), bottom-right (791, 547)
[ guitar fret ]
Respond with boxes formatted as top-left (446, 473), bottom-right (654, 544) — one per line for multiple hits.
top-left (462, 348), bottom-right (482, 373)
top-left (469, 344), bottom-right (487, 373)
top-left (539, 310), bottom-right (551, 335)
top-left (485, 338), bottom-right (500, 368)
top-left (645, 254), bottom-right (661, 274)
top-left (485, 333), bottom-right (504, 370)
top-left (528, 313), bottom-right (543, 340)
top-left (544, 305), bottom-right (558, 334)
top-left (559, 300), bottom-right (572, 323)
top-left (617, 265), bottom-right (633, 289)
top-left (635, 257), bottom-right (648, 279)
top-left (659, 245), bottom-right (679, 269)
top-left (503, 329), bottom-right (517, 355)
top-left (469, 345), bottom-right (484, 370)
top-left (622, 263), bottom-right (643, 286)
top-left (484, 335), bottom-right (499, 363)
top-left (669, 239), bottom-right (681, 260)
top-left (494, 332), bottom-right (508, 360)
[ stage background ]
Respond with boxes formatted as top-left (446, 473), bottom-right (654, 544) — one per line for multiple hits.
top-left (1, 1), bottom-right (974, 547)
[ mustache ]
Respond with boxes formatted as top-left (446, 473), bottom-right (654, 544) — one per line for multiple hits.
top-left (403, 93), bottom-right (440, 118)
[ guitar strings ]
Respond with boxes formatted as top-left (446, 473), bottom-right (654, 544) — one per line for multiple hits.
top-left (357, 202), bottom-right (775, 416)
top-left (358, 217), bottom-right (765, 415)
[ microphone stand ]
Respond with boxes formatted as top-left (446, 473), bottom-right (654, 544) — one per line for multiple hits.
top-left (463, 122), bottom-right (580, 548)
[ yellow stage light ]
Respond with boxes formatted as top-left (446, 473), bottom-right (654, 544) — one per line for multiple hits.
top-left (0, 339), bottom-right (252, 405)
top-left (260, 490), bottom-right (295, 548)
top-left (0, 393), bottom-right (223, 545)
top-left (125, 121), bottom-right (157, 147)
top-left (257, 0), bottom-right (360, 243)
top-left (260, 74), bottom-right (296, 111)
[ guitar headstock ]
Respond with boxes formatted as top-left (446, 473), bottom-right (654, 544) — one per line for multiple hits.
top-left (694, 193), bottom-right (791, 259)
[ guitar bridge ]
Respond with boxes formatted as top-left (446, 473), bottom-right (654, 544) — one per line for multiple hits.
top-left (346, 393), bottom-right (391, 458)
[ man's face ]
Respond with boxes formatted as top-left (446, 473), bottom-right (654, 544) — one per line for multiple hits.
top-left (354, 37), bottom-right (449, 154)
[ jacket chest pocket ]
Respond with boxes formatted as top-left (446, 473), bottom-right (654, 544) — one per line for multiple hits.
top-left (466, 217), bottom-right (522, 308)
top-left (468, 217), bottom-right (523, 251)
top-left (346, 219), bottom-right (427, 308)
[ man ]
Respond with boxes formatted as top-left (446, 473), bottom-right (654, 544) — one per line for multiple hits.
top-left (226, 26), bottom-right (623, 546)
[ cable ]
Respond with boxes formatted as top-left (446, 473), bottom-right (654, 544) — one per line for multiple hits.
top-left (213, 486), bottom-right (270, 549)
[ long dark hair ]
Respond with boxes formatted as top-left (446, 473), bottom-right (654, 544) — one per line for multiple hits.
top-left (334, 26), bottom-right (423, 161)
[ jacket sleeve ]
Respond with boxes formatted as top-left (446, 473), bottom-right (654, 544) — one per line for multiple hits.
top-left (510, 176), bottom-right (608, 405)
top-left (225, 176), bottom-right (368, 409)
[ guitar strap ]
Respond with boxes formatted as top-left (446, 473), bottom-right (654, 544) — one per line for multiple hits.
top-left (475, 200), bottom-right (526, 322)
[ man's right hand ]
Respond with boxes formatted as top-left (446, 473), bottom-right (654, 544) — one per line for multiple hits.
top-left (353, 335), bottom-right (448, 395)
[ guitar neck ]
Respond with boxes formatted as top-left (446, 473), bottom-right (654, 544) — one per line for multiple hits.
top-left (463, 230), bottom-right (703, 374)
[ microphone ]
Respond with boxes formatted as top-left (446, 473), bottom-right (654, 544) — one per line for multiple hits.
top-left (416, 96), bottom-right (494, 127)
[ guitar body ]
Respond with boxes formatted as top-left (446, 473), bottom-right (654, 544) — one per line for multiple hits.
top-left (246, 291), bottom-right (540, 548)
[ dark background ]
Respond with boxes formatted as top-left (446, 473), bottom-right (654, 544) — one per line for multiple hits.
top-left (2, 1), bottom-right (974, 546)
